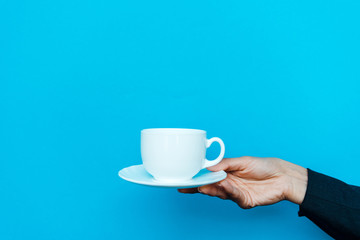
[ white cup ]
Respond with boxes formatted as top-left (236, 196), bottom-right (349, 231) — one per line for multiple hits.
top-left (141, 128), bottom-right (225, 182)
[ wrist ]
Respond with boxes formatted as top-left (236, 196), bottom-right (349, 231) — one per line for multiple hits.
top-left (282, 161), bottom-right (308, 205)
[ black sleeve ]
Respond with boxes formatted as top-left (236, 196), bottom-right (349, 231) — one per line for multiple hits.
top-left (298, 169), bottom-right (360, 240)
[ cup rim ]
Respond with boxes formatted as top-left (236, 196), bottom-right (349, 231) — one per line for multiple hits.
top-left (141, 128), bottom-right (206, 134)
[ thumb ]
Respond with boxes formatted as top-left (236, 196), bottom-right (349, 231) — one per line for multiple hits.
top-left (207, 157), bottom-right (249, 172)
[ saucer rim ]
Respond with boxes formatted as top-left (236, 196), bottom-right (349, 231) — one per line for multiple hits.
top-left (118, 164), bottom-right (227, 188)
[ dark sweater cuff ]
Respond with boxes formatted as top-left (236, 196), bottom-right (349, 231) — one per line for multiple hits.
top-left (298, 168), bottom-right (355, 217)
top-left (297, 168), bottom-right (360, 239)
top-left (298, 168), bottom-right (316, 217)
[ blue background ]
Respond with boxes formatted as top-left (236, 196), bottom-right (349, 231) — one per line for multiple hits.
top-left (1, 0), bottom-right (360, 239)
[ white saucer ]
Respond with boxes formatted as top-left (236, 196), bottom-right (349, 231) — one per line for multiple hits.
top-left (118, 164), bottom-right (227, 188)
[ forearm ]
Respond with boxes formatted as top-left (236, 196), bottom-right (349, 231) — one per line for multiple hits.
top-left (281, 162), bottom-right (360, 238)
top-left (297, 169), bottom-right (360, 239)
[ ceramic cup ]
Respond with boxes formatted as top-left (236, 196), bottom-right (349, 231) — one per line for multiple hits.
top-left (141, 128), bottom-right (225, 182)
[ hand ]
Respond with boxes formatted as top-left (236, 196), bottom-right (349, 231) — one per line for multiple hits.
top-left (178, 157), bottom-right (308, 209)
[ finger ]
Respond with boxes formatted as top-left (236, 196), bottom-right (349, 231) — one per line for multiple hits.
top-left (207, 157), bottom-right (252, 172)
top-left (198, 183), bottom-right (228, 200)
top-left (220, 179), bottom-right (250, 209)
top-left (220, 179), bottom-right (237, 197)
top-left (177, 188), bottom-right (199, 194)
top-left (215, 182), bottom-right (230, 199)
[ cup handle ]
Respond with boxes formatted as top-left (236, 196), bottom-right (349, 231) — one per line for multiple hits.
top-left (203, 137), bottom-right (225, 169)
